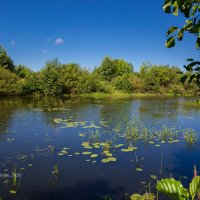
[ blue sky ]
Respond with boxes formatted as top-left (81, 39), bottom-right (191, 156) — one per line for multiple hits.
top-left (0, 0), bottom-right (199, 71)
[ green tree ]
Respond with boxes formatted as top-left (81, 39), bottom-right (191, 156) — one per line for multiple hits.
top-left (96, 56), bottom-right (133, 81)
top-left (0, 67), bottom-right (22, 95)
top-left (0, 45), bottom-right (15, 71)
top-left (15, 64), bottom-right (32, 78)
top-left (163, 0), bottom-right (200, 87)
top-left (61, 63), bottom-right (89, 95)
top-left (40, 58), bottom-right (64, 96)
top-left (113, 74), bottom-right (133, 93)
top-left (21, 72), bottom-right (43, 95)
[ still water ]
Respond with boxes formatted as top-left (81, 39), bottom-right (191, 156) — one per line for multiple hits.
top-left (0, 96), bottom-right (200, 200)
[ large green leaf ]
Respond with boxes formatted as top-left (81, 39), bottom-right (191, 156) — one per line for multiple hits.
top-left (166, 26), bottom-right (178, 36)
top-left (177, 28), bottom-right (184, 41)
top-left (156, 178), bottom-right (189, 200)
top-left (165, 36), bottom-right (175, 48)
top-left (189, 176), bottom-right (200, 200)
top-left (172, 1), bottom-right (179, 16)
top-left (163, 0), bottom-right (171, 13)
top-left (196, 37), bottom-right (200, 50)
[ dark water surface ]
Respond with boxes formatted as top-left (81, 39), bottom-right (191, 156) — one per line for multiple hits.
top-left (0, 96), bottom-right (200, 200)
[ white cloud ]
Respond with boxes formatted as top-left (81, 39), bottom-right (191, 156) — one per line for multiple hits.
top-left (42, 49), bottom-right (48, 54)
top-left (10, 40), bottom-right (16, 46)
top-left (55, 38), bottom-right (64, 45)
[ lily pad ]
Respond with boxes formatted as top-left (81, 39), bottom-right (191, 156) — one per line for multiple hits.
top-left (91, 154), bottom-right (98, 158)
top-left (136, 168), bottom-right (143, 172)
top-left (82, 151), bottom-right (92, 155)
top-left (150, 175), bottom-right (157, 180)
top-left (9, 190), bottom-right (16, 194)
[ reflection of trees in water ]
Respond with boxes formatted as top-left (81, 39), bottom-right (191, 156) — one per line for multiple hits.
top-left (138, 97), bottom-right (180, 128)
top-left (99, 99), bottom-right (133, 131)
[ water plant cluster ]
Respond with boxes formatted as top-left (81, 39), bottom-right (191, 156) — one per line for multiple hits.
top-left (0, 107), bottom-right (199, 197)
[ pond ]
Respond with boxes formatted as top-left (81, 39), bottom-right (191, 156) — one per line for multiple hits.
top-left (0, 96), bottom-right (200, 200)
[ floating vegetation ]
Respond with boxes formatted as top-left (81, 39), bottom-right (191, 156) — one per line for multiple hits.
top-left (91, 154), bottom-right (98, 158)
top-left (101, 157), bottom-right (117, 163)
top-left (82, 151), bottom-right (92, 155)
top-left (121, 146), bottom-right (138, 152)
top-left (52, 164), bottom-right (59, 177)
top-left (9, 190), bottom-right (17, 194)
top-left (136, 168), bottom-right (143, 172)
top-left (184, 128), bottom-right (197, 146)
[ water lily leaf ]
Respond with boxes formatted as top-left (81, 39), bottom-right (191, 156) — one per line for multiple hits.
top-left (9, 190), bottom-right (17, 194)
top-left (79, 133), bottom-right (86, 137)
top-left (61, 150), bottom-right (68, 154)
top-left (83, 146), bottom-right (93, 149)
top-left (115, 144), bottom-right (124, 148)
top-left (91, 154), bottom-right (98, 158)
top-left (136, 168), bottom-right (143, 172)
top-left (105, 153), bottom-right (113, 157)
top-left (130, 193), bottom-right (142, 200)
top-left (121, 149), bottom-right (130, 152)
top-left (101, 158), bottom-right (110, 163)
top-left (149, 141), bottom-right (155, 144)
top-left (74, 152), bottom-right (80, 155)
top-left (150, 175), bottom-right (157, 180)
top-left (58, 153), bottom-right (64, 156)
top-left (108, 157), bottom-right (117, 162)
top-left (82, 151), bottom-right (92, 155)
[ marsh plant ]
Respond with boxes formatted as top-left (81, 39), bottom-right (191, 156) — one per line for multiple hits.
top-left (184, 129), bottom-right (197, 147)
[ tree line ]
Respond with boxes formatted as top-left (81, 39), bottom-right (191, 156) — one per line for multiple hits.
top-left (0, 44), bottom-right (198, 96)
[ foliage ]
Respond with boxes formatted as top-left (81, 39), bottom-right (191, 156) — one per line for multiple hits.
top-left (21, 72), bottom-right (43, 95)
top-left (130, 193), bottom-right (155, 200)
top-left (0, 45), bottom-right (15, 71)
top-left (61, 63), bottom-right (88, 95)
top-left (163, 0), bottom-right (200, 87)
top-left (156, 176), bottom-right (200, 200)
top-left (15, 64), bottom-right (32, 78)
top-left (96, 56), bottom-right (133, 81)
top-left (40, 59), bottom-right (64, 96)
top-left (0, 67), bottom-right (22, 95)
top-left (113, 74), bottom-right (133, 93)
top-left (0, 44), bottom-right (198, 96)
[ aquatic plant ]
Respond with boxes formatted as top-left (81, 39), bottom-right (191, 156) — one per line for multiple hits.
top-left (130, 193), bottom-right (155, 200)
top-left (184, 128), bottom-right (197, 147)
top-left (156, 176), bottom-right (200, 200)
top-left (52, 164), bottom-right (59, 177)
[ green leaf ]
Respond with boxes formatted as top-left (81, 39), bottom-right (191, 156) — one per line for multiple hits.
top-left (177, 29), bottom-right (184, 41)
top-left (184, 20), bottom-right (193, 31)
top-left (130, 193), bottom-right (142, 200)
top-left (189, 176), bottom-right (200, 200)
top-left (150, 175), bottom-right (157, 180)
top-left (180, 75), bottom-right (188, 84)
top-left (166, 36), bottom-right (175, 48)
top-left (166, 26), bottom-right (178, 36)
top-left (196, 38), bottom-right (200, 50)
top-left (172, 1), bottom-right (179, 16)
top-left (156, 178), bottom-right (189, 200)
top-left (191, 4), bottom-right (198, 17)
top-left (163, 0), bottom-right (171, 13)
top-left (187, 58), bottom-right (194, 62)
